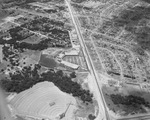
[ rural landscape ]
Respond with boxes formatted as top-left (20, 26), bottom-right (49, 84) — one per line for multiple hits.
top-left (1, 0), bottom-right (150, 120)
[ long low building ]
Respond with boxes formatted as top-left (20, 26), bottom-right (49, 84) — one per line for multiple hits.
top-left (61, 60), bottom-right (79, 70)
top-left (65, 49), bottom-right (79, 56)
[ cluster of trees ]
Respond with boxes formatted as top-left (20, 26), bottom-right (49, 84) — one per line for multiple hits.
top-left (70, 72), bottom-right (76, 78)
top-left (44, 9), bottom-right (57, 14)
top-left (2, 45), bottom-right (20, 66)
top-left (21, 17), bottom-right (71, 48)
top-left (9, 26), bottom-right (33, 41)
top-left (141, 0), bottom-right (150, 4)
top-left (47, 28), bottom-right (71, 47)
top-left (56, 6), bottom-right (66, 11)
top-left (71, 3), bottom-right (83, 9)
top-left (0, 23), bottom-right (71, 51)
top-left (22, 17), bottom-right (65, 32)
top-left (110, 94), bottom-right (150, 108)
top-left (1, 0), bottom-right (37, 9)
top-left (0, 65), bottom-right (93, 103)
top-left (42, 0), bottom-right (64, 3)
top-left (14, 39), bottom-right (49, 50)
top-left (88, 114), bottom-right (96, 120)
top-left (0, 31), bottom-right (48, 51)
top-left (0, 38), bottom-right (49, 51)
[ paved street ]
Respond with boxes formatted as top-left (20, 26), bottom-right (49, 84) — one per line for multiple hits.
top-left (65, 0), bottom-right (109, 120)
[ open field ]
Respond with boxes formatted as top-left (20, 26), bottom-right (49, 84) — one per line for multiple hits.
top-left (39, 54), bottom-right (58, 69)
top-left (22, 34), bottom-right (43, 44)
top-left (19, 50), bottom-right (41, 67)
top-left (9, 81), bottom-right (77, 120)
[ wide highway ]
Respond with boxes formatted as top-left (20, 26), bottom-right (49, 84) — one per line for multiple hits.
top-left (65, 0), bottom-right (110, 120)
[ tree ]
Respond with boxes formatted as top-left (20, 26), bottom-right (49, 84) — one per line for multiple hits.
top-left (88, 114), bottom-right (96, 120)
top-left (70, 72), bottom-right (76, 78)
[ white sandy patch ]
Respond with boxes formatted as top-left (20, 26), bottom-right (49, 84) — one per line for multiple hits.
top-left (4, 15), bottom-right (23, 22)
top-left (86, 73), bottom-right (94, 92)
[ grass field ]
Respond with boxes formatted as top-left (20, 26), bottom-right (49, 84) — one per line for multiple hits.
top-left (19, 50), bottom-right (41, 67)
top-left (39, 54), bottom-right (58, 69)
top-left (22, 35), bottom-right (42, 44)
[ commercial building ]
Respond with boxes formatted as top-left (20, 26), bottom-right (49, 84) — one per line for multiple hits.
top-left (64, 49), bottom-right (79, 56)
top-left (57, 52), bottom-right (65, 59)
top-left (61, 60), bottom-right (79, 70)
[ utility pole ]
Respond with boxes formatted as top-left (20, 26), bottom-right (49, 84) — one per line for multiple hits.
top-left (59, 102), bottom-right (72, 119)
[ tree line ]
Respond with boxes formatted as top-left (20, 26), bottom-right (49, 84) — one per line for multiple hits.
top-left (0, 65), bottom-right (93, 103)
top-left (110, 94), bottom-right (150, 113)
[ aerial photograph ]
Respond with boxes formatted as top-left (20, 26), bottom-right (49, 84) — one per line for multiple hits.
top-left (1, 0), bottom-right (150, 120)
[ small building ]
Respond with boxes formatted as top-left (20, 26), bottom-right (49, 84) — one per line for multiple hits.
top-left (57, 52), bottom-right (65, 59)
top-left (61, 60), bottom-right (79, 70)
top-left (65, 49), bottom-right (79, 56)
